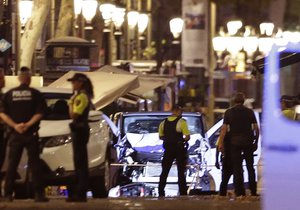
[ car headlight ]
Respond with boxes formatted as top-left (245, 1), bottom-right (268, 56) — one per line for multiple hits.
top-left (44, 135), bottom-right (72, 148)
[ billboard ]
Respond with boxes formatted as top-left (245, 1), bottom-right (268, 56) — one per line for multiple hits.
top-left (182, 0), bottom-right (209, 68)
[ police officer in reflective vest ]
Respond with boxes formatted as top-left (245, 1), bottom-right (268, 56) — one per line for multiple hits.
top-left (158, 105), bottom-right (190, 196)
top-left (67, 73), bottom-right (94, 202)
top-left (0, 67), bottom-right (48, 202)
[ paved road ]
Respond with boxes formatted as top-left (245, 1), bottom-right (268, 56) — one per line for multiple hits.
top-left (0, 196), bottom-right (261, 210)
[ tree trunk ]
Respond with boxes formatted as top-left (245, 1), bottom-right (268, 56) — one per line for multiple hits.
top-left (55, 0), bottom-right (73, 38)
top-left (20, 0), bottom-right (50, 69)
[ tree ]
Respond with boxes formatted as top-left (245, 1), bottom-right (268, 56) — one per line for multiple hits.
top-left (20, 0), bottom-right (50, 68)
top-left (55, 0), bottom-right (73, 38)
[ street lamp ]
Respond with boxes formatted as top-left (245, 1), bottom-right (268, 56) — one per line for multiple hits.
top-left (99, 3), bottom-right (116, 23)
top-left (258, 36), bottom-right (274, 55)
top-left (169, 18), bottom-right (184, 39)
top-left (19, 0), bottom-right (33, 26)
top-left (74, 0), bottom-right (83, 17)
top-left (243, 26), bottom-right (258, 63)
top-left (81, 0), bottom-right (98, 23)
top-left (127, 11), bottom-right (139, 28)
top-left (282, 31), bottom-right (300, 43)
top-left (227, 20), bottom-right (243, 35)
top-left (138, 13), bottom-right (149, 35)
top-left (112, 7), bottom-right (126, 35)
top-left (260, 22), bottom-right (275, 36)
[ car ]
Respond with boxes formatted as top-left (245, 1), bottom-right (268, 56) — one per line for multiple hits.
top-left (109, 112), bottom-right (215, 197)
top-left (109, 111), bottom-right (262, 197)
top-left (2, 87), bottom-right (116, 198)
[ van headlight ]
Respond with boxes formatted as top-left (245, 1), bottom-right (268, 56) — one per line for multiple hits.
top-left (44, 135), bottom-right (72, 148)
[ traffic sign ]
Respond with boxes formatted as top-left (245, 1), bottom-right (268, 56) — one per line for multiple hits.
top-left (0, 39), bottom-right (11, 52)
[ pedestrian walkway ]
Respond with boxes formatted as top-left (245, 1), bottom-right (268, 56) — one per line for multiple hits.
top-left (0, 196), bottom-right (261, 210)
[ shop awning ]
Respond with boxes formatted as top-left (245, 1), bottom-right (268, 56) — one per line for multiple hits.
top-left (98, 65), bottom-right (175, 95)
top-left (48, 71), bottom-right (139, 109)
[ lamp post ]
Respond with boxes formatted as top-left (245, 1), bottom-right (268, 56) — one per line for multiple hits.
top-left (112, 7), bottom-right (125, 35)
top-left (169, 17), bottom-right (184, 39)
top-left (169, 17), bottom-right (184, 45)
top-left (127, 11), bottom-right (139, 29)
top-left (74, 0), bottom-right (83, 17)
top-left (227, 20), bottom-right (242, 35)
top-left (99, 3), bottom-right (116, 32)
top-left (138, 13), bottom-right (149, 38)
top-left (81, 0), bottom-right (97, 24)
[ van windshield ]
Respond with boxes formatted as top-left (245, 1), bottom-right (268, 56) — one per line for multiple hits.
top-left (123, 115), bottom-right (203, 135)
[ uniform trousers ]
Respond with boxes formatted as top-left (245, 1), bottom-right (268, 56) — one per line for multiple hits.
top-left (159, 143), bottom-right (187, 196)
top-left (70, 125), bottom-right (90, 198)
top-left (5, 132), bottom-right (42, 196)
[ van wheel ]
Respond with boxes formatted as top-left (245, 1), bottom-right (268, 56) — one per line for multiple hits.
top-left (91, 159), bottom-right (110, 198)
top-left (200, 172), bottom-right (216, 192)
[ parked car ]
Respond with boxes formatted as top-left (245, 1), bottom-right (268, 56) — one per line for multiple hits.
top-left (109, 111), bottom-right (262, 197)
top-left (2, 88), bottom-right (116, 198)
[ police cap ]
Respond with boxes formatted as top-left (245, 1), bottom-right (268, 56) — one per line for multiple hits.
top-left (67, 73), bottom-right (88, 82)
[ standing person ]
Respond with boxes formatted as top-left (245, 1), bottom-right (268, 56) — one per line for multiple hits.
top-left (67, 73), bottom-right (93, 202)
top-left (280, 95), bottom-right (296, 120)
top-left (158, 105), bottom-right (190, 197)
top-left (0, 67), bottom-right (48, 202)
top-left (218, 92), bottom-right (259, 197)
top-left (215, 134), bottom-right (233, 196)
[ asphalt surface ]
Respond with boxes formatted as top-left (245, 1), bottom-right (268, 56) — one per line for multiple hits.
top-left (0, 196), bottom-right (261, 210)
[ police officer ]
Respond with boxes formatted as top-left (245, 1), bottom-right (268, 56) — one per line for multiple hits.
top-left (0, 67), bottom-right (48, 202)
top-left (218, 92), bottom-right (260, 197)
top-left (67, 73), bottom-right (93, 202)
top-left (158, 105), bottom-right (190, 197)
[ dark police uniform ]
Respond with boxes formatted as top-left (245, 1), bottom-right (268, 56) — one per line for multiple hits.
top-left (158, 116), bottom-right (190, 196)
top-left (216, 134), bottom-right (233, 196)
top-left (69, 90), bottom-right (90, 199)
top-left (223, 104), bottom-right (257, 196)
top-left (0, 84), bottom-right (47, 197)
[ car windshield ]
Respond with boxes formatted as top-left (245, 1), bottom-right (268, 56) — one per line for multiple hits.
top-left (43, 93), bottom-right (72, 120)
top-left (123, 115), bottom-right (203, 135)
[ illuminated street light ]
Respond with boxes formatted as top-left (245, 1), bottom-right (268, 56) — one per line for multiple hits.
top-left (258, 37), bottom-right (274, 54)
top-left (112, 7), bottom-right (126, 35)
top-left (74, 0), bottom-right (83, 17)
top-left (169, 17), bottom-right (184, 39)
top-left (212, 36), bottom-right (227, 52)
top-left (282, 31), bottom-right (300, 43)
top-left (138, 14), bottom-right (149, 34)
top-left (260, 22), bottom-right (275, 36)
top-left (81, 0), bottom-right (98, 23)
top-left (127, 11), bottom-right (139, 28)
top-left (226, 36), bottom-right (243, 55)
top-left (99, 3), bottom-right (116, 22)
top-left (19, 0), bottom-right (33, 26)
top-left (227, 20), bottom-right (243, 35)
